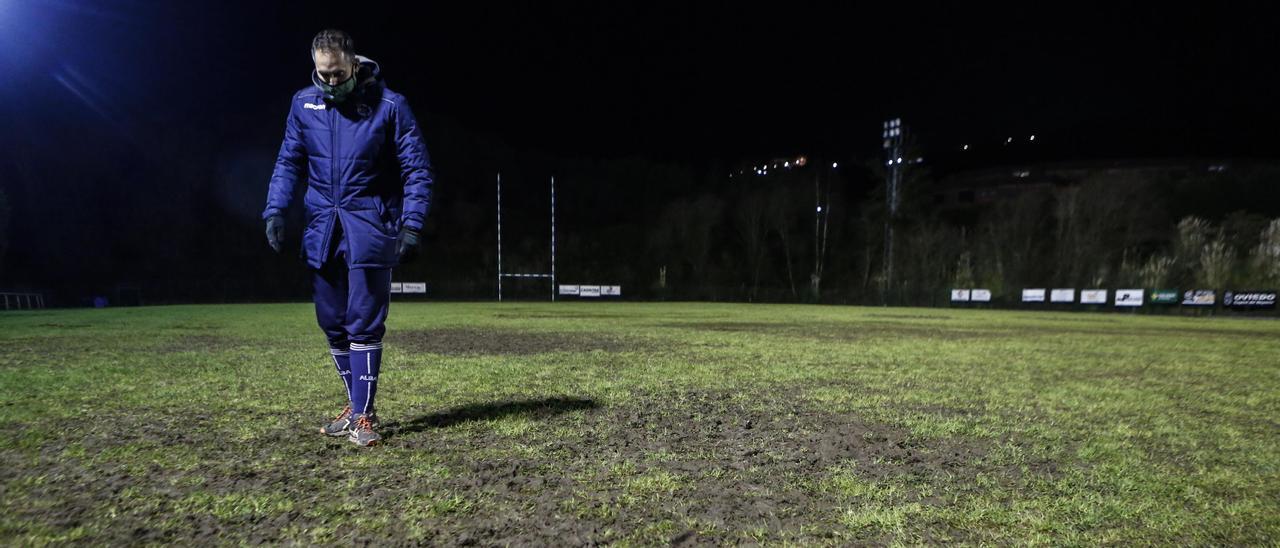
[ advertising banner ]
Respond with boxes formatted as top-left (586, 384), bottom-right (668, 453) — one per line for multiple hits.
top-left (1224, 290), bottom-right (1277, 309)
top-left (601, 286), bottom-right (622, 296)
top-left (1149, 289), bottom-right (1180, 305)
top-left (951, 289), bottom-right (971, 302)
top-left (1080, 289), bottom-right (1108, 304)
top-left (579, 285), bottom-right (602, 297)
top-left (971, 289), bottom-right (992, 302)
top-left (402, 282), bottom-right (427, 294)
top-left (1021, 289), bottom-right (1046, 303)
top-left (1050, 289), bottom-right (1076, 303)
top-left (1115, 289), bottom-right (1144, 307)
top-left (1182, 289), bottom-right (1215, 306)
top-left (558, 285), bottom-right (580, 296)
top-left (390, 283), bottom-right (403, 294)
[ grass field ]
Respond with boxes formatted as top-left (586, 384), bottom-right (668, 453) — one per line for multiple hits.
top-left (1, 302), bottom-right (1278, 545)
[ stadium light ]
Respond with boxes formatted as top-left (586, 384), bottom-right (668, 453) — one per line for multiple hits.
top-left (831, 162), bottom-right (838, 168)
top-left (1030, 135), bottom-right (1036, 141)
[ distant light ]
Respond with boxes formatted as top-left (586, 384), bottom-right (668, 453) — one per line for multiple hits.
top-left (897, 158), bottom-right (903, 164)
top-left (784, 161), bottom-right (790, 167)
top-left (1030, 135), bottom-right (1036, 141)
top-left (817, 206), bottom-right (823, 213)
top-left (963, 144), bottom-right (969, 150)
top-left (1006, 137), bottom-right (1013, 144)
top-left (831, 162), bottom-right (838, 168)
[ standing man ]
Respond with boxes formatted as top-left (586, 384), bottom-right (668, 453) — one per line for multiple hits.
top-left (263, 29), bottom-right (432, 447)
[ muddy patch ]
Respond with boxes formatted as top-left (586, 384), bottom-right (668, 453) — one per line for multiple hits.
top-left (492, 312), bottom-right (628, 320)
top-left (864, 313), bottom-right (954, 321)
top-left (35, 323), bottom-right (94, 329)
top-left (377, 389), bottom-right (1056, 544)
top-left (658, 320), bottom-right (1005, 342)
top-left (0, 389), bottom-right (1063, 545)
top-left (388, 328), bottom-right (653, 356)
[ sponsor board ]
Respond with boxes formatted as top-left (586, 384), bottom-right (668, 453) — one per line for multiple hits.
top-left (971, 289), bottom-right (992, 302)
top-left (579, 285), bottom-right (602, 297)
top-left (951, 289), bottom-right (971, 302)
top-left (1223, 290), bottom-right (1277, 309)
top-left (601, 285), bottom-right (622, 296)
top-left (1115, 289), bottom-right (1144, 307)
top-left (1150, 289), bottom-right (1179, 305)
top-left (402, 282), bottom-right (427, 294)
top-left (1080, 289), bottom-right (1108, 304)
top-left (390, 283), bottom-right (403, 294)
top-left (1182, 289), bottom-right (1215, 306)
top-left (1021, 289), bottom-right (1046, 303)
top-left (1050, 289), bottom-right (1076, 303)
top-left (558, 285), bottom-right (580, 296)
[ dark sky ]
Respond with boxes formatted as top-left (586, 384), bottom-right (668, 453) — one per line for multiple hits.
top-left (1, 1), bottom-right (1277, 299)
top-left (3, 1), bottom-right (1277, 164)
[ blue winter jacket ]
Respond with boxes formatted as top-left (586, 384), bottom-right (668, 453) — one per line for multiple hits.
top-left (263, 56), bottom-right (433, 269)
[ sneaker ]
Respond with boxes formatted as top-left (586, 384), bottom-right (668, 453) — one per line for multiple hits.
top-left (348, 413), bottom-right (381, 447)
top-left (320, 404), bottom-right (354, 436)
top-left (320, 405), bottom-right (380, 437)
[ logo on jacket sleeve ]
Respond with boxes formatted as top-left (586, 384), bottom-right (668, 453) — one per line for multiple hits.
top-left (304, 102), bottom-right (326, 110)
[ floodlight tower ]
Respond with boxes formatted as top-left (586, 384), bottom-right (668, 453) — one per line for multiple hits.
top-left (882, 118), bottom-right (905, 302)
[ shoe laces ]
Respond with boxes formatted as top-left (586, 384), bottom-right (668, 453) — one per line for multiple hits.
top-left (334, 404), bottom-right (352, 421)
top-left (353, 415), bottom-right (376, 432)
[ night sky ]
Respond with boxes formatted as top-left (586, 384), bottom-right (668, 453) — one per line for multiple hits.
top-left (4, 2), bottom-right (1277, 162)
top-left (0, 1), bottom-right (1277, 299)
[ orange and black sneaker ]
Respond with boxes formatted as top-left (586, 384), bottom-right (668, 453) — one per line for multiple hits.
top-left (320, 405), bottom-right (379, 437)
top-left (348, 414), bottom-right (381, 447)
top-left (320, 405), bottom-right (354, 436)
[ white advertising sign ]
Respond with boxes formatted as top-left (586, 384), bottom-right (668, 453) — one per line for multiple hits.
top-left (1021, 289), bottom-right (1046, 303)
top-left (950, 289), bottom-right (971, 302)
top-left (1050, 289), bottom-right (1076, 303)
top-left (971, 289), bottom-right (992, 302)
top-left (390, 283), bottom-right (403, 294)
top-left (558, 285), bottom-right (580, 296)
top-left (602, 285), bottom-right (622, 296)
top-left (1115, 289), bottom-right (1144, 307)
top-left (579, 285), bottom-right (601, 297)
top-left (1080, 289), bottom-right (1108, 304)
top-left (402, 282), bottom-right (427, 294)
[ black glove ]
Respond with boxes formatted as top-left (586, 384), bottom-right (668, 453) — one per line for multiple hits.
top-left (396, 226), bottom-right (421, 264)
top-left (265, 215), bottom-right (285, 253)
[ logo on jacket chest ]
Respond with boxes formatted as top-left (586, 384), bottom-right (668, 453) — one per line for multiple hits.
top-left (304, 102), bottom-right (326, 110)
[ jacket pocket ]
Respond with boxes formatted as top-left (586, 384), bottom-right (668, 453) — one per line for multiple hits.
top-left (371, 199), bottom-right (395, 236)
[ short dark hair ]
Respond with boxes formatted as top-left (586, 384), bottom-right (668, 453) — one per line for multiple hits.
top-left (312, 29), bottom-right (355, 61)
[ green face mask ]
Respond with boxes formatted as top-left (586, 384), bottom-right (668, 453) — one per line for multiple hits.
top-left (320, 74), bottom-right (358, 103)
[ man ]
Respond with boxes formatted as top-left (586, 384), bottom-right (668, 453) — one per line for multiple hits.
top-left (263, 29), bottom-right (433, 447)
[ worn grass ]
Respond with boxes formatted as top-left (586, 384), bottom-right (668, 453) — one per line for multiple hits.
top-left (1, 302), bottom-right (1277, 545)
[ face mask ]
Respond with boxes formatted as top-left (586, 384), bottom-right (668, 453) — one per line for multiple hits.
top-left (320, 73), bottom-right (358, 103)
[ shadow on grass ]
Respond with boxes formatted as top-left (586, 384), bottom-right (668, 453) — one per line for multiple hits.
top-left (383, 396), bottom-right (597, 438)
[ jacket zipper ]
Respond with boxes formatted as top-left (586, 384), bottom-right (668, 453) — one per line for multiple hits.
top-left (319, 103), bottom-right (339, 260)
